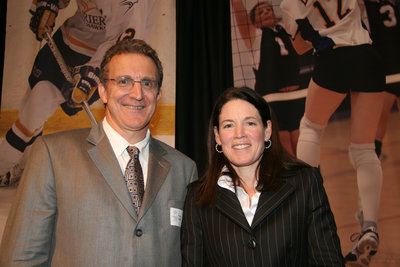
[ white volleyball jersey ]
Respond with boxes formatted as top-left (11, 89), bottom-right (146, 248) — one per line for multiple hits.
top-left (280, 0), bottom-right (371, 49)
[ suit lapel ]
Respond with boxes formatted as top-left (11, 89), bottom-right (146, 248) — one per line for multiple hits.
top-left (215, 171), bottom-right (297, 230)
top-left (87, 123), bottom-right (137, 221)
top-left (216, 187), bottom-right (252, 232)
top-left (251, 177), bottom-right (295, 227)
top-left (139, 138), bottom-right (170, 220)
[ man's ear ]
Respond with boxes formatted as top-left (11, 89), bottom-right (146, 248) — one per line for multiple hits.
top-left (98, 83), bottom-right (108, 104)
top-left (156, 89), bottom-right (161, 103)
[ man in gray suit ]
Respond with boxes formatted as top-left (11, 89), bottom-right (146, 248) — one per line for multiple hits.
top-left (0, 39), bottom-right (198, 266)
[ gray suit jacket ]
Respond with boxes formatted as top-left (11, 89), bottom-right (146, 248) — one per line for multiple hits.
top-left (0, 123), bottom-right (198, 267)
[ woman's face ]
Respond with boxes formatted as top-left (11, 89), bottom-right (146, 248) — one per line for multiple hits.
top-left (214, 99), bottom-right (272, 171)
top-left (253, 3), bottom-right (276, 29)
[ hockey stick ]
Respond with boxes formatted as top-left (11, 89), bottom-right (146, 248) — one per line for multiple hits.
top-left (43, 30), bottom-right (98, 126)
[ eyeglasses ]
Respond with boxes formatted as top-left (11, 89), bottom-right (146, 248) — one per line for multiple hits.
top-left (106, 77), bottom-right (158, 91)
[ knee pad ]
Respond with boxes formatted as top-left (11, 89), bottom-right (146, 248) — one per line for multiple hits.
top-left (298, 116), bottom-right (326, 144)
top-left (348, 142), bottom-right (382, 224)
top-left (297, 116), bottom-right (326, 167)
top-left (348, 142), bottom-right (380, 169)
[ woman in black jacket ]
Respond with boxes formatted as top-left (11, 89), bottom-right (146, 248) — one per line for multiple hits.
top-left (181, 87), bottom-right (344, 266)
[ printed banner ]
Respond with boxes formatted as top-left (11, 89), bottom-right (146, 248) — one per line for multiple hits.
top-left (230, 0), bottom-right (314, 102)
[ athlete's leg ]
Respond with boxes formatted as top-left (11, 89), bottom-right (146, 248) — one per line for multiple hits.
top-left (296, 79), bottom-right (346, 167)
top-left (289, 129), bottom-right (299, 156)
top-left (349, 91), bottom-right (384, 230)
top-left (279, 130), bottom-right (300, 157)
top-left (375, 92), bottom-right (395, 142)
top-left (279, 131), bottom-right (295, 156)
top-left (374, 92), bottom-right (397, 157)
top-left (0, 81), bottom-right (65, 176)
top-left (396, 97), bottom-right (400, 111)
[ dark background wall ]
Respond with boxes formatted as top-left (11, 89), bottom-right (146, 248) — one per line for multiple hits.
top-left (176, 0), bottom-right (233, 176)
top-left (0, 0), bottom-right (7, 109)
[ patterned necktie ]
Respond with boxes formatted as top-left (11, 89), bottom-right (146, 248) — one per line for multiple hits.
top-left (124, 146), bottom-right (145, 215)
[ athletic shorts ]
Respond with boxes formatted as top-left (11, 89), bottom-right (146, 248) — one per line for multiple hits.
top-left (312, 44), bottom-right (385, 93)
top-left (28, 29), bottom-right (99, 116)
top-left (269, 97), bottom-right (305, 132)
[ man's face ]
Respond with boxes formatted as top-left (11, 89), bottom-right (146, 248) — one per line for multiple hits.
top-left (98, 53), bottom-right (161, 143)
top-left (254, 3), bottom-right (275, 29)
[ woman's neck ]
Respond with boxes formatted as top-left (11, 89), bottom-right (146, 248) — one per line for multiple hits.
top-left (234, 165), bottom-right (258, 198)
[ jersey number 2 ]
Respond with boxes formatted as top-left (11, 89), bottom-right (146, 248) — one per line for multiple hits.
top-left (117, 28), bottom-right (136, 43)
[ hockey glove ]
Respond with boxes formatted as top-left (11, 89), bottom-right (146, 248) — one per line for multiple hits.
top-left (71, 65), bottom-right (100, 104)
top-left (29, 0), bottom-right (59, 41)
top-left (61, 65), bottom-right (100, 108)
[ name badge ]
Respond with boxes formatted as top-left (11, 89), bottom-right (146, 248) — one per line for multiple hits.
top-left (170, 207), bottom-right (183, 227)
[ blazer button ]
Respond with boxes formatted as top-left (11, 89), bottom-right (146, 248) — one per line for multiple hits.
top-left (248, 238), bottom-right (256, 249)
top-left (135, 229), bottom-right (143, 237)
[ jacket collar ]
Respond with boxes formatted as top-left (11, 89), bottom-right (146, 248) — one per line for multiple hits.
top-left (215, 170), bottom-right (296, 231)
top-left (86, 123), bottom-right (171, 222)
top-left (139, 139), bottom-right (170, 220)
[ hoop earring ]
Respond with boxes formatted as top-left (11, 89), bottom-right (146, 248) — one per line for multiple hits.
top-left (265, 139), bottom-right (272, 149)
top-left (215, 144), bottom-right (223, 153)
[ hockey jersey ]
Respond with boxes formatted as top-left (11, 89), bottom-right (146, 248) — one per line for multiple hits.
top-left (30, 0), bottom-right (156, 68)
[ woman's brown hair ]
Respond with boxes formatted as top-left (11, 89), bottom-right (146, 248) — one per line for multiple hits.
top-left (195, 87), bottom-right (305, 207)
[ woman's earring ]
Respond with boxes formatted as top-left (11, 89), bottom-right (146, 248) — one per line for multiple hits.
top-left (265, 139), bottom-right (272, 149)
top-left (215, 144), bottom-right (223, 153)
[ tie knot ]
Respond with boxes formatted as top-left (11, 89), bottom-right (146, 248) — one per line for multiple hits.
top-left (127, 146), bottom-right (140, 158)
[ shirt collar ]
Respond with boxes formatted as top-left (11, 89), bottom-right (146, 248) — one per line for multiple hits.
top-left (102, 117), bottom-right (150, 158)
top-left (217, 166), bottom-right (259, 193)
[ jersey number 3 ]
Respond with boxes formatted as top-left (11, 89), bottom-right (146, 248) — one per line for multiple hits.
top-left (380, 4), bottom-right (397, 28)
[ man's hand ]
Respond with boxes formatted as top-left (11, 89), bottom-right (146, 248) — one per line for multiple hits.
top-left (29, 0), bottom-right (59, 41)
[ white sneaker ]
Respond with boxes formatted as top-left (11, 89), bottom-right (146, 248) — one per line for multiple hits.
top-left (344, 226), bottom-right (379, 267)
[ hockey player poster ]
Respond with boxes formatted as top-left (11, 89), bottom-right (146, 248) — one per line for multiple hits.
top-left (230, 0), bottom-right (314, 156)
top-left (0, 0), bottom-right (176, 185)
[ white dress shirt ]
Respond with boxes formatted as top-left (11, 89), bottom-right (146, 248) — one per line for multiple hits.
top-left (218, 170), bottom-right (261, 226)
top-left (102, 118), bottom-right (150, 187)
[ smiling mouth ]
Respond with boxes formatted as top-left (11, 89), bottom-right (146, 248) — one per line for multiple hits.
top-left (233, 144), bottom-right (250, 149)
top-left (124, 104), bottom-right (144, 110)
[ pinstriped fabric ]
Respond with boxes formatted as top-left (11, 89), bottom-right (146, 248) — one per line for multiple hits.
top-left (181, 167), bottom-right (345, 267)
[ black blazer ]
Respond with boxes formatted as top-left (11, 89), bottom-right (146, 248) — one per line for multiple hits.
top-left (181, 167), bottom-right (345, 267)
